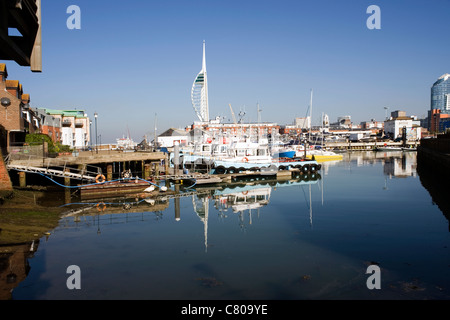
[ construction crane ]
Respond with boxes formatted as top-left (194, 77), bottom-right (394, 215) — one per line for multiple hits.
top-left (229, 104), bottom-right (237, 124)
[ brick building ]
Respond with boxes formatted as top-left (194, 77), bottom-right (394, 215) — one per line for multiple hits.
top-left (32, 108), bottom-right (61, 143)
top-left (430, 109), bottom-right (450, 133)
top-left (0, 63), bottom-right (39, 155)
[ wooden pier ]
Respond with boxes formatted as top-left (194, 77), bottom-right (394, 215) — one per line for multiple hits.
top-left (5, 150), bottom-right (169, 188)
top-left (323, 141), bottom-right (418, 151)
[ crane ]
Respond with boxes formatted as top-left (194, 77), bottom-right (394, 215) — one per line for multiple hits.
top-left (229, 104), bottom-right (237, 124)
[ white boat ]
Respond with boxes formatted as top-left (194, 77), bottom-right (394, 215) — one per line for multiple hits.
top-left (375, 146), bottom-right (403, 151)
top-left (304, 146), bottom-right (344, 161)
top-left (213, 140), bottom-right (273, 173)
top-left (214, 186), bottom-right (272, 214)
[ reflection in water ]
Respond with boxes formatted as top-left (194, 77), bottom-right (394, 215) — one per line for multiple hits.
top-left (57, 173), bottom-right (321, 253)
top-left (0, 241), bottom-right (38, 300)
top-left (417, 152), bottom-right (450, 229)
top-left (7, 151), bottom-right (450, 300)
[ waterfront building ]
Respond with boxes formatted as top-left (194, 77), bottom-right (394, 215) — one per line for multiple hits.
top-left (431, 73), bottom-right (450, 112)
top-left (200, 122), bottom-right (280, 139)
top-left (429, 73), bottom-right (450, 132)
top-left (330, 116), bottom-right (352, 128)
top-left (294, 117), bottom-right (311, 129)
top-left (430, 109), bottom-right (450, 134)
top-left (157, 128), bottom-right (189, 148)
top-left (0, 63), bottom-right (39, 154)
top-left (191, 41), bottom-right (209, 123)
top-left (384, 110), bottom-right (422, 140)
top-left (360, 119), bottom-right (384, 130)
top-left (32, 108), bottom-right (61, 143)
top-left (42, 109), bottom-right (90, 149)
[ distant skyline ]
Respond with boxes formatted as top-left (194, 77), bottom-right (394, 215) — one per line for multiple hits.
top-left (3, 0), bottom-right (450, 143)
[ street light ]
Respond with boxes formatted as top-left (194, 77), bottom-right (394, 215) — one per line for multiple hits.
top-left (89, 120), bottom-right (92, 151)
top-left (94, 112), bottom-right (98, 154)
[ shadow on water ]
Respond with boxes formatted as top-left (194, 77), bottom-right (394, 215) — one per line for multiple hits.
top-left (417, 154), bottom-right (450, 231)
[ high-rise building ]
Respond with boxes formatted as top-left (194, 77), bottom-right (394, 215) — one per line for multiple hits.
top-left (191, 41), bottom-right (209, 123)
top-left (429, 73), bottom-right (450, 131)
top-left (431, 73), bottom-right (450, 112)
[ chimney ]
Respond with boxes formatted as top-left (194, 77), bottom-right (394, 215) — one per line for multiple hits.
top-left (0, 64), bottom-right (7, 82)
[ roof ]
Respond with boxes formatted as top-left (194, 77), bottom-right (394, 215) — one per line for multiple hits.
top-left (22, 93), bottom-right (30, 101)
top-left (44, 109), bottom-right (87, 118)
top-left (433, 73), bottom-right (450, 86)
top-left (5, 80), bottom-right (19, 88)
top-left (159, 128), bottom-right (188, 137)
top-left (0, 63), bottom-right (6, 72)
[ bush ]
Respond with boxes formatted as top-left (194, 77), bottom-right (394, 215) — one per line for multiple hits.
top-left (25, 133), bottom-right (72, 154)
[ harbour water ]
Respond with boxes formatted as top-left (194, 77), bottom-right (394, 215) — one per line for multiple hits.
top-left (6, 151), bottom-right (450, 300)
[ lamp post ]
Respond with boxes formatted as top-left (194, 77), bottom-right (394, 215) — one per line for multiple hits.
top-left (89, 120), bottom-right (92, 151)
top-left (94, 112), bottom-right (98, 154)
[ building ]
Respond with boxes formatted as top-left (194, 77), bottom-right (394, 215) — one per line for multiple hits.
top-left (157, 128), bottom-right (189, 148)
top-left (191, 41), bottom-right (209, 123)
top-left (384, 110), bottom-right (422, 140)
top-left (430, 109), bottom-right (450, 134)
top-left (0, 63), bottom-right (39, 154)
top-left (429, 73), bottom-right (450, 131)
top-left (32, 108), bottom-right (61, 143)
top-left (360, 119), bottom-right (384, 130)
top-left (201, 122), bottom-right (280, 139)
top-left (431, 73), bottom-right (450, 113)
top-left (330, 116), bottom-right (352, 128)
top-left (43, 109), bottom-right (90, 149)
top-left (294, 117), bottom-right (311, 129)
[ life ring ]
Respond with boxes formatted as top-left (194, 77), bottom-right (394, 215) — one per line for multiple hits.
top-left (95, 174), bottom-right (106, 183)
top-left (96, 202), bottom-right (107, 212)
top-left (123, 203), bottom-right (132, 210)
top-left (243, 191), bottom-right (249, 195)
top-left (122, 170), bottom-right (131, 179)
top-left (242, 157), bottom-right (249, 163)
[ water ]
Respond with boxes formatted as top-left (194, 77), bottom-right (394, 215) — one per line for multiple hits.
top-left (7, 151), bottom-right (450, 300)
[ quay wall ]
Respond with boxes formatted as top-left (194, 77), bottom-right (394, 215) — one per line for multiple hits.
top-left (417, 135), bottom-right (450, 224)
top-left (417, 135), bottom-right (450, 172)
top-left (0, 155), bottom-right (13, 192)
top-left (324, 141), bottom-right (413, 150)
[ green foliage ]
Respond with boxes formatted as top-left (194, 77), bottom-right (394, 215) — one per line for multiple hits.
top-left (25, 133), bottom-right (72, 154)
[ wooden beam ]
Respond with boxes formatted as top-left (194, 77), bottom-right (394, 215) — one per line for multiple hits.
top-left (30, 0), bottom-right (41, 72)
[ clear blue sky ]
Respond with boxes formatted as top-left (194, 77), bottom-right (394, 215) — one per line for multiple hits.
top-left (4, 0), bottom-right (450, 143)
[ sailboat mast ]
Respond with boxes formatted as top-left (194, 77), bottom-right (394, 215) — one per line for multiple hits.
top-left (154, 113), bottom-right (157, 151)
top-left (309, 89), bottom-right (313, 142)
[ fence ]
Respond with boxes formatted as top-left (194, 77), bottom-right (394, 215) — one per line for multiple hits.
top-left (7, 144), bottom-right (46, 160)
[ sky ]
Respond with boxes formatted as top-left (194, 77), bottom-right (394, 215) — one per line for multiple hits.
top-left (4, 0), bottom-right (450, 143)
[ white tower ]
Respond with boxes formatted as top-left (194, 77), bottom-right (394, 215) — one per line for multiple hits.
top-left (191, 41), bottom-right (209, 123)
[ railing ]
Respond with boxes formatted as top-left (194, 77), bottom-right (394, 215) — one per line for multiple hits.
top-left (5, 154), bottom-right (103, 181)
top-left (8, 144), bottom-right (46, 160)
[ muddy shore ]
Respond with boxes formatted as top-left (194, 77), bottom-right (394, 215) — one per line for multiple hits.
top-left (0, 189), bottom-right (63, 246)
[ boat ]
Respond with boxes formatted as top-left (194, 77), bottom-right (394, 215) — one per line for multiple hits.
top-left (212, 140), bottom-right (273, 173)
top-left (304, 146), bottom-right (344, 161)
top-left (214, 185), bottom-right (272, 214)
top-left (270, 139), bottom-right (297, 159)
top-left (79, 178), bottom-right (155, 200)
top-left (272, 148), bottom-right (296, 159)
top-left (375, 146), bottom-right (403, 151)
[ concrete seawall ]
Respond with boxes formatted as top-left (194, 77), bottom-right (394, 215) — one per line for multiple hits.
top-left (418, 135), bottom-right (450, 171)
